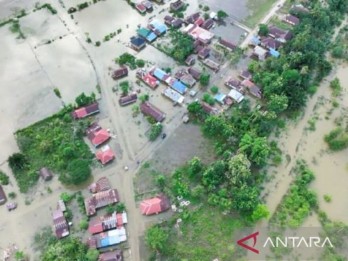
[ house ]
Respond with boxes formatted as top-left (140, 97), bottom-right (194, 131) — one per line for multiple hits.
top-left (164, 15), bottom-right (174, 26)
top-left (239, 70), bottom-right (252, 80)
top-left (166, 77), bottom-right (187, 94)
top-left (140, 195), bottom-right (170, 215)
top-left (268, 25), bottom-right (292, 43)
top-left (99, 250), bottom-right (123, 261)
top-left (284, 14), bottom-right (300, 26)
top-left (241, 79), bottom-right (256, 89)
top-left (188, 67), bottom-right (202, 80)
top-left (87, 125), bottom-right (110, 147)
top-left (135, 3), bottom-right (146, 14)
top-left (0, 185), bottom-right (6, 205)
top-left (269, 48), bottom-right (280, 58)
top-left (152, 67), bottom-right (169, 82)
top-left (136, 69), bottom-right (159, 89)
top-left (248, 85), bottom-right (262, 99)
top-left (260, 37), bottom-right (281, 50)
top-left (179, 74), bottom-right (196, 87)
top-left (162, 88), bottom-right (185, 104)
top-left (202, 18), bottom-right (214, 30)
top-left (172, 18), bottom-right (184, 28)
top-left (194, 17), bottom-right (204, 27)
top-left (112, 67), bottom-right (128, 80)
top-left (72, 103), bottom-right (100, 119)
top-left (228, 89), bottom-right (244, 103)
top-left (225, 78), bottom-right (244, 93)
top-left (214, 93), bottom-right (226, 105)
top-left (140, 102), bottom-right (166, 122)
top-left (130, 37), bottom-right (146, 51)
top-left (218, 38), bottom-right (237, 51)
top-left (88, 211), bottom-right (128, 234)
top-left (249, 35), bottom-right (261, 46)
top-left (96, 145), bottom-right (115, 165)
top-left (149, 20), bottom-right (167, 36)
top-left (87, 227), bottom-right (127, 249)
top-left (291, 4), bottom-right (309, 14)
top-left (185, 12), bottom-right (200, 24)
top-left (39, 167), bottom-right (53, 181)
top-left (252, 46), bottom-right (268, 61)
top-left (84, 188), bottom-right (119, 216)
top-left (201, 102), bottom-right (219, 115)
top-left (119, 93), bottom-right (137, 106)
top-left (89, 177), bottom-right (112, 193)
top-left (185, 54), bottom-right (195, 66)
top-left (198, 47), bottom-right (210, 59)
top-left (53, 209), bottom-right (69, 239)
top-left (137, 27), bottom-right (157, 42)
top-left (58, 199), bottom-right (66, 212)
top-left (142, 1), bottom-right (153, 11)
top-left (183, 24), bottom-right (214, 44)
top-left (203, 59), bottom-right (220, 72)
top-left (170, 0), bottom-right (184, 11)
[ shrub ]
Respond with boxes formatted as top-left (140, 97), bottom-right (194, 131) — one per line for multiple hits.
top-left (324, 127), bottom-right (348, 151)
top-left (210, 86), bottom-right (219, 94)
top-left (53, 88), bottom-right (61, 98)
top-left (8, 153), bottom-right (28, 171)
top-left (323, 194), bottom-right (332, 203)
top-left (136, 59), bottom-right (145, 68)
top-left (0, 171), bottom-right (9, 185)
top-left (75, 92), bottom-right (96, 107)
top-left (199, 73), bottom-right (210, 86)
top-left (149, 124), bottom-right (163, 141)
top-left (60, 159), bottom-right (91, 185)
top-left (202, 93), bottom-right (215, 105)
top-left (60, 192), bottom-right (74, 203)
top-left (95, 41), bottom-right (101, 47)
top-left (79, 219), bottom-right (89, 230)
top-left (120, 81), bottom-right (129, 95)
top-left (8, 192), bottom-right (16, 199)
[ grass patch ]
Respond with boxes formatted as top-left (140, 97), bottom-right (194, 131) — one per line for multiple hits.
top-left (244, 0), bottom-right (278, 28)
top-left (10, 107), bottom-right (94, 192)
top-left (269, 17), bottom-right (292, 30)
top-left (323, 194), bottom-right (332, 203)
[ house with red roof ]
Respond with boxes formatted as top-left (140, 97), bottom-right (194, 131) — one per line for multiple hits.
top-left (88, 211), bottom-right (128, 234)
top-left (72, 103), bottom-right (100, 119)
top-left (89, 177), bottom-right (112, 193)
top-left (96, 145), bottom-right (115, 165)
top-left (136, 69), bottom-right (159, 89)
top-left (87, 126), bottom-right (110, 147)
top-left (52, 209), bottom-right (69, 239)
top-left (140, 195), bottom-right (170, 216)
top-left (85, 189), bottom-right (119, 216)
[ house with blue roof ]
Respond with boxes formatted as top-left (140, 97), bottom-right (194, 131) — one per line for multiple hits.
top-left (130, 36), bottom-right (146, 51)
top-left (250, 35), bottom-right (261, 46)
top-left (137, 27), bottom-right (157, 42)
top-left (214, 93), bottom-right (227, 104)
top-left (269, 48), bottom-right (280, 58)
top-left (149, 20), bottom-right (167, 36)
top-left (171, 80), bottom-right (187, 94)
top-left (153, 68), bottom-right (169, 81)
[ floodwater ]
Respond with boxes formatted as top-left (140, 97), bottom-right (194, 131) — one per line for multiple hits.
top-left (199, 0), bottom-right (249, 21)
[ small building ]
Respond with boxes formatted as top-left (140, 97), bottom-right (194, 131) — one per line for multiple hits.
top-left (142, 1), bottom-right (153, 11)
top-left (180, 74), bottom-right (196, 87)
top-left (0, 185), bottom-right (6, 205)
top-left (188, 67), bottom-right (202, 80)
top-left (58, 199), bottom-right (66, 212)
top-left (164, 15), bottom-right (174, 26)
top-left (89, 177), bottom-right (112, 193)
top-left (219, 38), bottom-right (237, 51)
top-left (202, 18), bottom-right (214, 30)
top-left (152, 67), bottom-right (169, 82)
top-left (172, 18), bottom-right (184, 28)
top-left (228, 89), bottom-right (244, 103)
top-left (119, 93), bottom-right (138, 106)
top-left (162, 87), bottom-right (185, 104)
top-left (249, 35), bottom-right (261, 46)
top-left (203, 59), bottom-right (220, 72)
top-left (198, 47), bottom-right (210, 59)
top-left (214, 93), bottom-right (226, 105)
top-left (112, 67), bottom-right (128, 80)
top-left (291, 4), bottom-right (309, 14)
top-left (137, 27), bottom-right (157, 42)
top-left (87, 227), bottom-right (127, 249)
top-left (149, 20), bottom-right (167, 36)
top-left (268, 25), bottom-right (292, 43)
top-left (253, 46), bottom-right (268, 61)
top-left (140, 102), bottom-right (166, 122)
top-left (85, 188), bottom-right (119, 216)
top-left (185, 12), bottom-right (200, 24)
top-left (269, 48), bottom-right (280, 58)
top-left (96, 145), bottom-right (115, 166)
top-left (136, 69), bottom-right (159, 89)
top-left (130, 37), bottom-right (146, 51)
top-left (88, 211), bottom-right (128, 234)
top-left (39, 167), bottom-right (53, 181)
top-left (201, 102), bottom-right (219, 115)
top-left (53, 209), bottom-right (69, 239)
top-left (166, 78), bottom-right (187, 94)
top-left (135, 3), bottom-right (146, 14)
top-left (248, 85), bottom-right (262, 99)
top-left (72, 103), bottom-right (100, 119)
top-left (183, 24), bottom-right (214, 44)
top-left (241, 79), bottom-right (256, 89)
top-left (87, 126), bottom-right (110, 147)
top-left (170, 0), bottom-right (184, 11)
top-left (239, 70), bottom-right (252, 80)
top-left (99, 250), bottom-right (123, 261)
top-left (194, 17), bottom-right (204, 27)
top-left (260, 37), bottom-right (281, 50)
top-left (185, 54), bottom-right (195, 66)
top-left (283, 14), bottom-right (300, 26)
top-left (225, 78), bottom-right (244, 93)
top-left (140, 195), bottom-right (170, 216)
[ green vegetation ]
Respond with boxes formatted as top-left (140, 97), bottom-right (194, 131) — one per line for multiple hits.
top-left (323, 194), bottom-right (332, 203)
top-left (86, 249), bottom-right (99, 261)
top-left (79, 218), bottom-right (89, 230)
top-left (95, 41), bottom-right (101, 47)
top-left (9, 20), bottom-right (25, 39)
top-left (116, 53), bottom-right (145, 70)
top-left (329, 78), bottom-right (342, 97)
top-left (210, 86), bottom-right (219, 94)
top-left (149, 124), bottom-right (163, 141)
top-left (139, 94), bottom-right (149, 103)
top-left (202, 93), bottom-right (215, 105)
top-left (8, 192), bottom-right (16, 199)
top-left (244, 0), bottom-right (278, 27)
top-left (53, 88), bottom-right (61, 98)
top-left (331, 25), bottom-right (348, 59)
top-left (199, 72), bottom-right (210, 86)
top-left (217, 10), bottom-right (228, 20)
top-left (258, 23), bottom-right (269, 36)
top-left (145, 225), bottom-right (169, 253)
top-left (9, 106), bottom-right (93, 192)
top-left (270, 161), bottom-right (317, 228)
top-left (324, 127), bottom-right (348, 151)
top-left (35, 3), bottom-right (57, 14)
top-left (136, 59), bottom-right (145, 68)
top-left (77, 2), bottom-right (89, 11)
top-left (0, 171), bottom-right (9, 185)
top-left (75, 92), bottom-right (96, 107)
top-left (119, 81), bottom-right (129, 95)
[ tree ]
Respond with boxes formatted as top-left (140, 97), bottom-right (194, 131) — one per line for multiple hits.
top-left (267, 94), bottom-right (289, 114)
top-left (0, 171), bottom-right (9, 185)
top-left (139, 94), bottom-right (149, 103)
top-left (79, 219), bottom-right (88, 230)
top-left (210, 86), bottom-right (219, 94)
top-left (199, 73), bottom-right (210, 86)
top-left (85, 249), bottom-right (99, 261)
top-left (60, 159), bottom-right (91, 185)
top-left (136, 59), bottom-right (145, 67)
top-left (226, 153), bottom-right (252, 186)
top-left (145, 226), bottom-right (169, 252)
top-left (53, 88), bottom-right (61, 98)
top-left (232, 184), bottom-right (260, 214)
top-left (217, 10), bottom-right (228, 20)
top-left (202, 93), bottom-right (215, 105)
top-left (15, 251), bottom-right (27, 261)
top-left (202, 160), bottom-right (227, 189)
top-left (8, 153), bottom-right (28, 171)
top-left (149, 124), bottom-right (163, 141)
top-left (75, 92), bottom-right (96, 107)
top-left (187, 157), bottom-right (203, 178)
top-left (258, 24), bottom-right (268, 36)
top-left (250, 204), bottom-right (270, 222)
top-left (239, 133), bottom-right (270, 166)
top-left (119, 81), bottom-right (129, 95)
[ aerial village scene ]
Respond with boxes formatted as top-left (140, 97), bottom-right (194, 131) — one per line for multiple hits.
top-left (0, 0), bottom-right (348, 260)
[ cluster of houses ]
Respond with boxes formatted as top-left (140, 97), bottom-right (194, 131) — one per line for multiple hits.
top-left (135, 0), bottom-right (153, 14)
top-left (249, 13), bottom-right (301, 60)
top-left (85, 177), bottom-right (127, 259)
top-left (72, 103), bottom-right (116, 165)
top-left (52, 199), bottom-right (69, 239)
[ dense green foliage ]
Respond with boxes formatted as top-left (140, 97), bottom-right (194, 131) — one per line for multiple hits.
top-left (75, 92), bottom-right (96, 107)
top-left (199, 72), bottom-right (210, 86)
top-left (149, 123), bottom-right (163, 141)
top-left (145, 225), bottom-right (169, 252)
top-left (11, 108), bottom-right (93, 192)
top-left (0, 171), bottom-right (9, 185)
top-left (119, 81), bottom-right (129, 95)
top-left (270, 161), bottom-right (317, 228)
top-left (330, 78), bottom-right (342, 97)
top-left (324, 127), bottom-right (348, 151)
top-left (258, 23), bottom-right (269, 36)
top-left (217, 10), bottom-right (228, 20)
top-left (164, 30), bottom-right (194, 63)
top-left (202, 93), bottom-right (215, 105)
top-left (116, 52), bottom-right (145, 69)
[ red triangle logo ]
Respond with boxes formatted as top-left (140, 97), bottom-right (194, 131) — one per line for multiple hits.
top-left (237, 231), bottom-right (260, 254)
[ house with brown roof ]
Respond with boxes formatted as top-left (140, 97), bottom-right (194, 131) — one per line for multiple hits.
top-left (201, 102), bottom-right (219, 115)
top-left (39, 167), bottom-right (53, 181)
top-left (86, 124), bottom-right (110, 147)
top-left (283, 14), bottom-right (300, 26)
top-left (268, 25), bottom-right (293, 43)
top-left (72, 103), bottom-right (100, 119)
top-left (180, 74), bottom-right (196, 87)
top-left (198, 47), bottom-right (210, 59)
top-left (164, 15), bottom-right (174, 26)
top-left (88, 211), bottom-right (128, 234)
top-left (172, 18), bottom-right (184, 28)
top-left (188, 67), bottom-right (202, 80)
top-left (140, 195), bottom-right (170, 216)
top-left (260, 37), bottom-right (282, 50)
top-left (85, 189), bottom-right (119, 216)
top-left (140, 102), bottom-right (165, 122)
top-left (219, 38), bottom-right (237, 51)
top-left (99, 250), bottom-right (123, 261)
top-left (53, 209), bottom-right (69, 239)
top-left (225, 78), bottom-right (244, 93)
top-left (185, 12), bottom-right (200, 24)
top-left (241, 80), bottom-right (262, 99)
top-left (0, 185), bottom-right (6, 205)
top-left (170, 0), bottom-right (184, 11)
top-left (96, 145), bottom-right (115, 165)
top-left (119, 93), bottom-right (137, 106)
top-left (89, 177), bottom-right (112, 193)
top-left (252, 46), bottom-right (268, 61)
top-left (185, 54), bottom-right (195, 66)
top-left (112, 67), bottom-right (128, 80)
top-left (239, 70), bottom-right (252, 80)
top-left (202, 18), bottom-right (214, 30)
